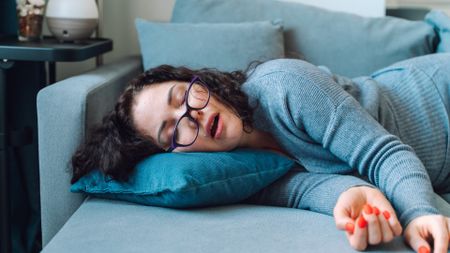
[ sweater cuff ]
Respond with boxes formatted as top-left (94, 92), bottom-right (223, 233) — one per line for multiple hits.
top-left (399, 205), bottom-right (440, 228)
top-left (307, 176), bottom-right (374, 216)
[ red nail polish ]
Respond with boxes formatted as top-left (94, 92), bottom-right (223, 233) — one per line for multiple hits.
top-left (357, 216), bottom-right (367, 228)
top-left (418, 246), bottom-right (430, 253)
top-left (373, 206), bottom-right (380, 216)
top-left (345, 222), bottom-right (355, 234)
top-left (383, 211), bottom-right (391, 220)
top-left (363, 204), bottom-right (373, 215)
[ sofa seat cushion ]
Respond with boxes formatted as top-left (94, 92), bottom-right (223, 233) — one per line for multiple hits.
top-left (42, 197), bottom-right (417, 253)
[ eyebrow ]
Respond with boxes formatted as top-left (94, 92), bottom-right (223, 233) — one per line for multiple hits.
top-left (157, 84), bottom-right (176, 146)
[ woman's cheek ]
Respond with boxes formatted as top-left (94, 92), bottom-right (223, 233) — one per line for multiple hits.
top-left (173, 138), bottom-right (214, 152)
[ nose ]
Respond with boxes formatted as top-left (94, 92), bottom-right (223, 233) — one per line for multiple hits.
top-left (185, 109), bottom-right (203, 129)
top-left (189, 109), bottom-right (203, 121)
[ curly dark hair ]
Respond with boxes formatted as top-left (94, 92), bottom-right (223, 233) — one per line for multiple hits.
top-left (70, 65), bottom-right (256, 184)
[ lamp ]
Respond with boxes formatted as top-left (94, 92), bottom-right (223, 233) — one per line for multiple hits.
top-left (45, 0), bottom-right (99, 41)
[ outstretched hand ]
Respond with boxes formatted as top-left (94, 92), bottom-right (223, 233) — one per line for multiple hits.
top-left (333, 186), bottom-right (403, 250)
top-left (404, 214), bottom-right (450, 253)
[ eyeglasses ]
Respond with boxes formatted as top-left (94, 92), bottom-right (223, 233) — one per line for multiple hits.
top-left (167, 76), bottom-right (210, 152)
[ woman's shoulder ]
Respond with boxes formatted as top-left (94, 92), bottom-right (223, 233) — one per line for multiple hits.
top-left (242, 58), bottom-right (349, 106)
top-left (247, 58), bottom-right (319, 79)
top-left (243, 58), bottom-right (337, 93)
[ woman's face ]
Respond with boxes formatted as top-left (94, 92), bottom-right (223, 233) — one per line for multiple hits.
top-left (132, 80), bottom-right (246, 152)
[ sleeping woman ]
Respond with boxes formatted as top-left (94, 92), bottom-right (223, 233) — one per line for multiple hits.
top-left (71, 53), bottom-right (450, 253)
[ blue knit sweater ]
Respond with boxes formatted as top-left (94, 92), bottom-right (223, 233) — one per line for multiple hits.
top-left (242, 54), bottom-right (450, 227)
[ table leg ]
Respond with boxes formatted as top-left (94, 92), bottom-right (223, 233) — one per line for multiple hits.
top-left (48, 62), bottom-right (56, 85)
top-left (0, 60), bottom-right (13, 253)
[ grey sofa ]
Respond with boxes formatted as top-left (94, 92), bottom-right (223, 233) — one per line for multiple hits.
top-left (37, 57), bottom-right (450, 253)
top-left (37, 1), bottom-right (450, 252)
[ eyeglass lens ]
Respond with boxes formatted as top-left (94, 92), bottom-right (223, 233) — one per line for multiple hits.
top-left (174, 81), bottom-right (209, 145)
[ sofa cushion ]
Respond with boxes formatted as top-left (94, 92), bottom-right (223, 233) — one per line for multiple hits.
top-left (71, 149), bottom-right (295, 208)
top-left (41, 198), bottom-right (415, 253)
top-left (41, 193), bottom-right (450, 252)
top-left (172, 0), bottom-right (438, 77)
top-left (135, 18), bottom-right (285, 72)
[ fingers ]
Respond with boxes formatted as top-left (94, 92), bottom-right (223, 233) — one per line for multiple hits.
top-left (419, 246), bottom-right (431, 253)
top-left (334, 195), bottom-right (362, 232)
top-left (404, 215), bottom-right (449, 253)
top-left (383, 210), bottom-right (403, 236)
top-left (360, 204), bottom-right (399, 245)
top-left (361, 204), bottom-right (382, 245)
top-left (404, 225), bottom-right (432, 253)
top-left (333, 185), bottom-right (403, 251)
top-left (376, 207), bottom-right (394, 243)
top-left (448, 217), bottom-right (450, 241)
top-left (344, 204), bottom-right (400, 251)
top-left (334, 205), bottom-right (355, 231)
top-left (347, 215), bottom-right (369, 250)
top-left (429, 216), bottom-right (449, 253)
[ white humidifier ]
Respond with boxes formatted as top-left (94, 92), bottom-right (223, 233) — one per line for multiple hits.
top-left (46, 0), bottom-right (99, 41)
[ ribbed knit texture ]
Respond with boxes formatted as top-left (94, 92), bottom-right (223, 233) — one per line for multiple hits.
top-left (243, 165), bottom-right (374, 216)
top-left (242, 54), bottom-right (450, 227)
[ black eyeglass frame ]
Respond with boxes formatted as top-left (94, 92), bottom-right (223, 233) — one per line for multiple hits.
top-left (167, 75), bottom-right (210, 152)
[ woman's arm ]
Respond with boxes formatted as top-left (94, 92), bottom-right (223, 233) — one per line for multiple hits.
top-left (256, 59), bottom-right (440, 227)
top-left (243, 166), bottom-right (373, 215)
top-left (243, 166), bottom-right (402, 250)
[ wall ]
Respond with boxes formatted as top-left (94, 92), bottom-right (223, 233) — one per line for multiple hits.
top-left (279, 0), bottom-right (385, 17)
top-left (387, 0), bottom-right (450, 15)
top-left (50, 0), bottom-right (175, 81)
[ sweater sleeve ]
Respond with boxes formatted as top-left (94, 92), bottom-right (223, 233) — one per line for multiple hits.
top-left (254, 59), bottom-right (440, 227)
top-left (327, 97), bottom-right (440, 226)
top-left (243, 166), bottom-right (375, 216)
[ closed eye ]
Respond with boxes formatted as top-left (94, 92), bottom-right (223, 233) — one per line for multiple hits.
top-left (166, 129), bottom-right (175, 148)
top-left (179, 91), bottom-right (186, 107)
top-left (163, 122), bottom-right (176, 149)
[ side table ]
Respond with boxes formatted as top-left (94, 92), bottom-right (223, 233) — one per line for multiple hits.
top-left (0, 36), bottom-right (112, 253)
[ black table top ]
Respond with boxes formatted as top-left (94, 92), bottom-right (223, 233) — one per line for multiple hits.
top-left (0, 36), bottom-right (113, 62)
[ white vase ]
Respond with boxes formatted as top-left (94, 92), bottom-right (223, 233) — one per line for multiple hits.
top-left (46, 0), bottom-right (99, 41)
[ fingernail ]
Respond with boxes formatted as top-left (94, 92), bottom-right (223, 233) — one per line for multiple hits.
top-left (383, 211), bottom-right (391, 220)
top-left (357, 216), bottom-right (367, 228)
top-left (418, 246), bottom-right (430, 253)
top-left (363, 204), bottom-right (373, 215)
top-left (373, 206), bottom-right (380, 216)
top-left (345, 222), bottom-right (354, 234)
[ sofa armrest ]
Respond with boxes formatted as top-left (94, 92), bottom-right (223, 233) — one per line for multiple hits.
top-left (37, 56), bottom-right (142, 246)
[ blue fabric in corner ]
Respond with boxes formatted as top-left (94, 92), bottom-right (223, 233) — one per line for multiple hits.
top-left (426, 10), bottom-right (450, 52)
top-left (135, 18), bottom-right (285, 72)
top-left (71, 149), bottom-right (295, 208)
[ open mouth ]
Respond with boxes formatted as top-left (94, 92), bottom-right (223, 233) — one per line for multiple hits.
top-left (210, 114), bottom-right (220, 138)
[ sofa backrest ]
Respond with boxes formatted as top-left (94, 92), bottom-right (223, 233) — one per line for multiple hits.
top-left (171, 0), bottom-right (437, 77)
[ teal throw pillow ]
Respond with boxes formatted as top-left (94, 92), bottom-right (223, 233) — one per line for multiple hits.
top-left (135, 18), bottom-right (285, 72)
top-left (71, 149), bottom-right (295, 208)
top-left (172, 0), bottom-right (438, 77)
